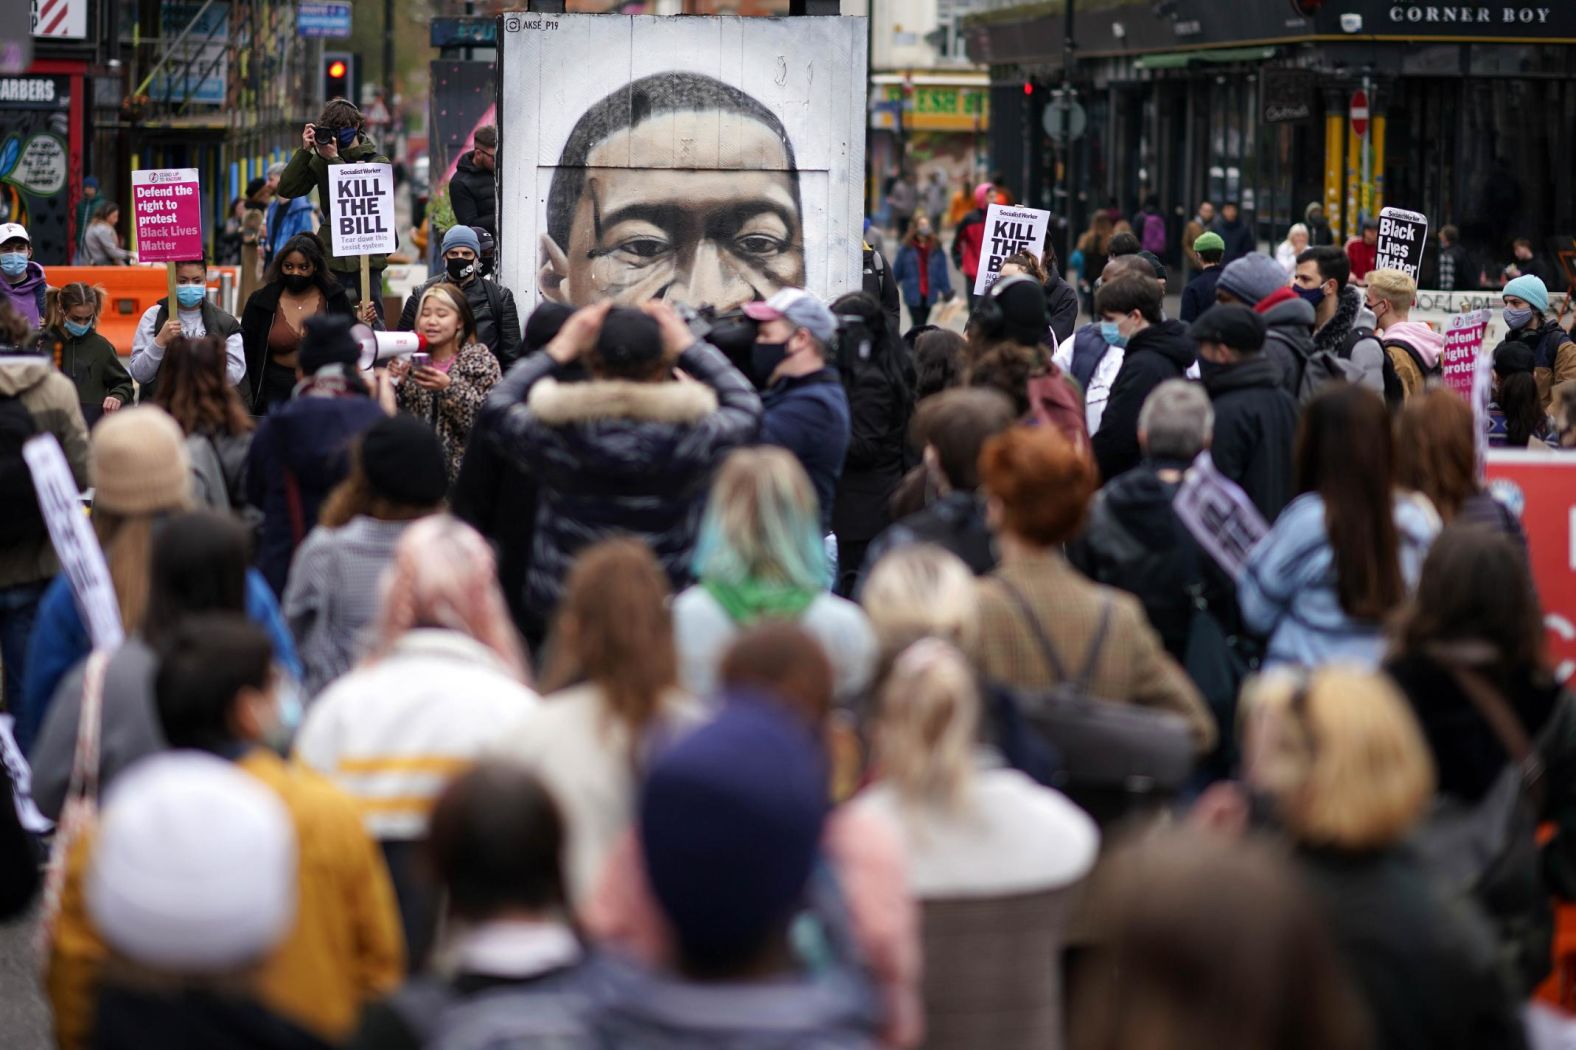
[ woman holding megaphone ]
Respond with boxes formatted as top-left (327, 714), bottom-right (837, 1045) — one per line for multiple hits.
top-left (241, 233), bottom-right (372, 415)
top-left (387, 282), bottom-right (501, 484)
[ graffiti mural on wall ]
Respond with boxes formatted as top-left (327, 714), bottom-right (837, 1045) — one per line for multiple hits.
top-left (0, 74), bottom-right (71, 264)
top-left (499, 14), bottom-right (867, 313)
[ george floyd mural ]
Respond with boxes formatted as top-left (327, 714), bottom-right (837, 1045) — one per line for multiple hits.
top-left (498, 14), bottom-right (867, 314)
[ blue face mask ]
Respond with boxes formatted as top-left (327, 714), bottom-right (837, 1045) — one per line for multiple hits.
top-left (1293, 283), bottom-right (1325, 306)
top-left (1503, 306), bottom-right (1535, 331)
top-left (0, 252), bottom-right (27, 276)
top-left (1099, 320), bottom-right (1129, 349)
top-left (175, 284), bottom-right (205, 309)
top-left (336, 127), bottom-right (357, 148)
top-left (63, 319), bottom-right (94, 337)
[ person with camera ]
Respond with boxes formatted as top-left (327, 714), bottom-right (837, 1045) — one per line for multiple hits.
top-left (741, 289), bottom-right (851, 539)
top-left (396, 226), bottom-right (521, 370)
top-left (276, 98), bottom-right (393, 321)
top-left (479, 299), bottom-right (761, 631)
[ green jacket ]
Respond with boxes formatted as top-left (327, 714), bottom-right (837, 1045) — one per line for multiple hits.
top-left (276, 135), bottom-right (391, 274)
top-left (45, 326), bottom-right (134, 407)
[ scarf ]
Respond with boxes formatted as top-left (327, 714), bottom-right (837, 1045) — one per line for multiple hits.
top-left (703, 577), bottom-right (818, 626)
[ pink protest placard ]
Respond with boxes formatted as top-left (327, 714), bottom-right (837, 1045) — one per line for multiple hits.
top-left (1440, 308), bottom-right (1491, 401)
top-left (131, 168), bottom-right (203, 262)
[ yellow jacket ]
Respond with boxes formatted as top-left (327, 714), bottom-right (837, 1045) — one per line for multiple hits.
top-left (47, 748), bottom-right (405, 1050)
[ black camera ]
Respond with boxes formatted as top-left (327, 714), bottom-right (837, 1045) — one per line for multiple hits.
top-left (312, 124), bottom-right (339, 147)
top-left (674, 302), bottom-right (760, 378)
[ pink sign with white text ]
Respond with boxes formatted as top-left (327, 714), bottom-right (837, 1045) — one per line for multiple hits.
top-left (131, 167), bottom-right (203, 262)
top-left (1440, 308), bottom-right (1491, 402)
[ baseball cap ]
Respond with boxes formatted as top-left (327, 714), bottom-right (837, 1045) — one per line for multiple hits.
top-left (1192, 231), bottom-right (1225, 254)
top-left (742, 289), bottom-right (837, 345)
top-left (1190, 303), bottom-right (1267, 353)
top-left (0, 223), bottom-right (30, 245)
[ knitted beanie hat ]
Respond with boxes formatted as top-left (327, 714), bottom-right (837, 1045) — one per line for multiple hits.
top-left (91, 406), bottom-right (190, 515)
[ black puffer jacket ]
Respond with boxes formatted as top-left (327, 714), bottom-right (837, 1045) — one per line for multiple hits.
top-left (483, 344), bottom-right (762, 619)
top-left (833, 359), bottom-right (911, 549)
top-left (447, 150), bottom-right (496, 241)
top-left (398, 273), bottom-right (521, 369)
top-left (1203, 354), bottom-right (1298, 521)
top-left (861, 490), bottom-right (996, 579)
top-left (1090, 319), bottom-right (1196, 484)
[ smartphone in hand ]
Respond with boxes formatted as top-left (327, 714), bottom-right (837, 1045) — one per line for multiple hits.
top-left (410, 352), bottom-right (431, 370)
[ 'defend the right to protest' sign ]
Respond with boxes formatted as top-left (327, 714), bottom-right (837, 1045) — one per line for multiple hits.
top-left (1375, 206), bottom-right (1428, 280)
top-left (973, 203), bottom-right (1051, 296)
top-left (327, 162), bottom-right (397, 258)
top-left (131, 168), bottom-right (203, 263)
top-left (1440, 308), bottom-right (1491, 401)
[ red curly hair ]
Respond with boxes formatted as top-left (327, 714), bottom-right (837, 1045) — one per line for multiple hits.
top-left (979, 425), bottom-right (1096, 546)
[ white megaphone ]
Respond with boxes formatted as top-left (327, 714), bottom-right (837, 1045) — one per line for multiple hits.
top-left (352, 325), bottom-right (427, 370)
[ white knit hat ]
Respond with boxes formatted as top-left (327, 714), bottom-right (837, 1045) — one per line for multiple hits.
top-left (85, 752), bottom-right (298, 972)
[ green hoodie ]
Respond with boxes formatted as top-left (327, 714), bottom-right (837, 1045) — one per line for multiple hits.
top-left (276, 135), bottom-right (391, 274)
top-left (44, 325), bottom-right (134, 407)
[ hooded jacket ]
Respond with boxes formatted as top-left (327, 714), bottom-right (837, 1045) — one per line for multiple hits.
top-left (0, 357), bottom-right (88, 590)
top-left (1381, 320), bottom-right (1448, 399)
top-left (447, 150), bottom-right (497, 241)
top-left (246, 378), bottom-right (387, 595)
top-left (1507, 317), bottom-right (1575, 408)
top-left (1203, 355), bottom-right (1298, 521)
top-left (482, 342), bottom-right (762, 619)
top-left (1091, 320), bottom-right (1196, 484)
top-left (0, 260), bottom-right (47, 327)
top-left (1312, 285), bottom-right (1388, 396)
top-left (397, 273), bottom-right (521, 369)
top-left (275, 136), bottom-right (393, 273)
top-left (40, 325), bottom-right (134, 415)
top-left (1066, 461), bottom-right (1205, 660)
top-left (1257, 291), bottom-right (1316, 398)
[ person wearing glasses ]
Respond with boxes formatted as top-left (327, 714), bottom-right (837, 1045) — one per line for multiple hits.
top-left (449, 124), bottom-right (497, 246)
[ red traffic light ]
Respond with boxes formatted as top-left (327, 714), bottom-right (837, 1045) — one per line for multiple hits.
top-left (328, 60), bottom-right (347, 79)
top-left (1023, 81), bottom-right (1034, 96)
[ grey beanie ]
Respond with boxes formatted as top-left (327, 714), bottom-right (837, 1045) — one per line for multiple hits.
top-left (1217, 253), bottom-right (1289, 307)
top-left (441, 224), bottom-right (481, 256)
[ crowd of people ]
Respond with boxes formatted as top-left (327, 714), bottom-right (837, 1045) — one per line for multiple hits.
top-left (4, 95), bottom-right (1576, 1050)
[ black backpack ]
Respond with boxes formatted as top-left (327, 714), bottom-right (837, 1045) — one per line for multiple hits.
top-left (0, 392), bottom-right (44, 546)
top-left (1339, 325), bottom-right (1406, 408)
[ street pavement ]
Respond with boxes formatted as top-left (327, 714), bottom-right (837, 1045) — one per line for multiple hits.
top-left (0, 906), bottom-right (53, 1048)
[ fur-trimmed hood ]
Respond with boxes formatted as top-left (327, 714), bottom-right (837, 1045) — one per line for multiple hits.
top-left (527, 376), bottom-right (719, 426)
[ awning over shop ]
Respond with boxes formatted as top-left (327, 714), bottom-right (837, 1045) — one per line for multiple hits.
top-left (1135, 46), bottom-right (1276, 70)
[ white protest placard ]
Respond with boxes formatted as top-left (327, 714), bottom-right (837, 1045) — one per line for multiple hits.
top-left (327, 162), bottom-right (397, 258)
top-left (1375, 206), bottom-right (1428, 280)
top-left (0, 715), bottom-right (51, 834)
top-left (1172, 452), bottom-right (1270, 579)
top-left (22, 433), bottom-right (123, 652)
top-left (973, 202), bottom-right (1052, 296)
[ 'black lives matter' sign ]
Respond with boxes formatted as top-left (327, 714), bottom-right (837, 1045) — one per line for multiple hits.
top-left (1375, 206), bottom-right (1428, 281)
top-left (973, 203), bottom-right (1051, 296)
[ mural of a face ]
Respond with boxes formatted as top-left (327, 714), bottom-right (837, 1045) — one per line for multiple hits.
top-left (540, 73), bottom-right (805, 312)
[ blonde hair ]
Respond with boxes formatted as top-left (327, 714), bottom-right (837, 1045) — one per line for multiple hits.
top-left (1366, 268), bottom-right (1417, 314)
top-left (860, 544), bottom-right (980, 659)
top-left (1242, 667), bottom-right (1435, 851)
top-left (369, 515), bottom-right (528, 682)
top-left (94, 510), bottom-right (191, 633)
top-left (45, 282), bottom-right (107, 330)
top-left (692, 447), bottom-right (824, 591)
top-left (873, 639), bottom-right (980, 812)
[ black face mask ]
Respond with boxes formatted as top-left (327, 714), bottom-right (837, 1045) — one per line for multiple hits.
top-left (750, 341), bottom-right (790, 387)
top-left (1197, 357), bottom-right (1232, 382)
top-left (446, 257), bottom-right (476, 282)
top-left (281, 273), bottom-right (313, 295)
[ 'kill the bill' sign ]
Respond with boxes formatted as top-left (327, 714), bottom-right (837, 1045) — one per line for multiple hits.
top-left (974, 203), bottom-right (1051, 296)
top-left (327, 162), bottom-right (397, 258)
top-left (1375, 206), bottom-right (1428, 281)
top-left (130, 168), bottom-right (202, 262)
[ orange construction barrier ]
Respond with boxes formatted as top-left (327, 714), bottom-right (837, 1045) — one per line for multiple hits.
top-left (43, 266), bottom-right (238, 357)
